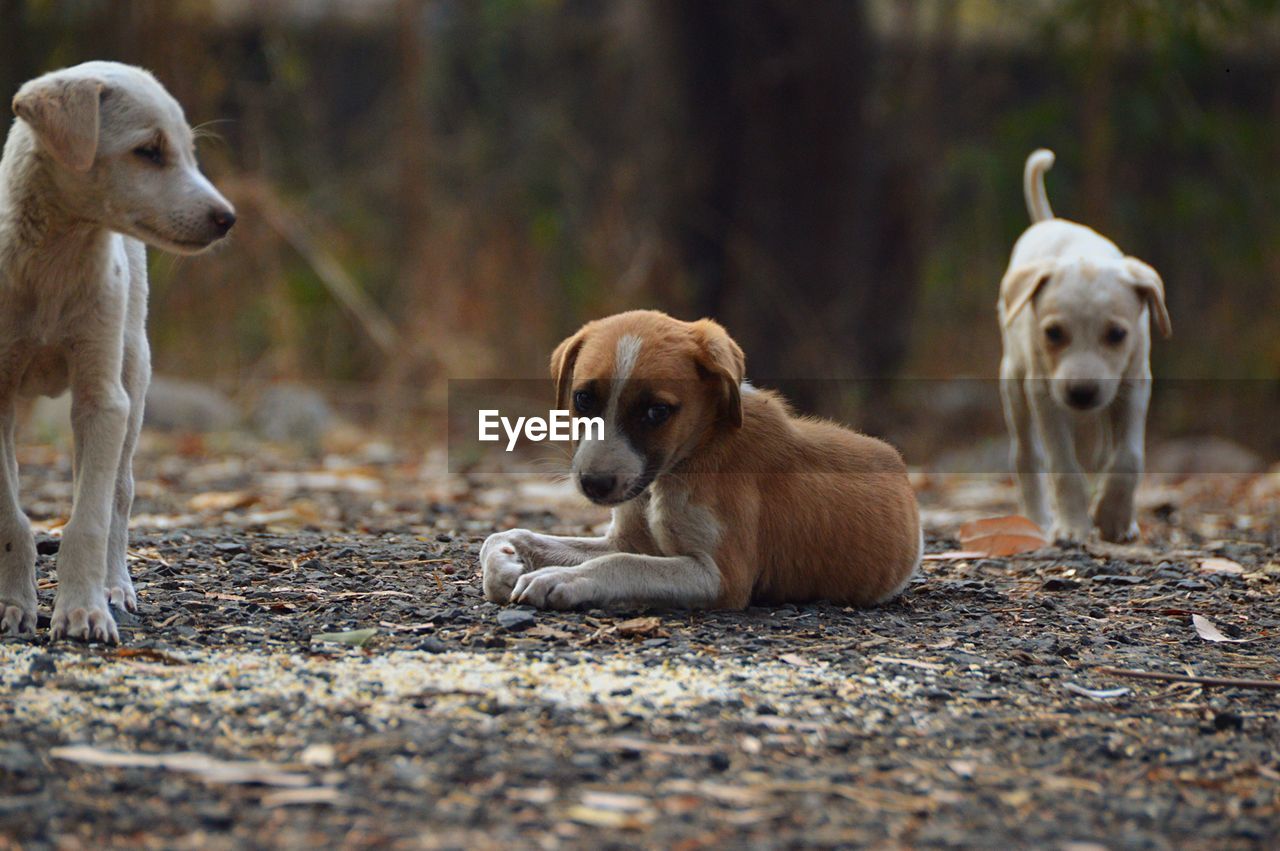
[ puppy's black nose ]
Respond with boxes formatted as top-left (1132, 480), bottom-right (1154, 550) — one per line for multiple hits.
top-left (579, 473), bottom-right (617, 501)
top-left (1065, 382), bottom-right (1099, 409)
top-left (210, 208), bottom-right (236, 236)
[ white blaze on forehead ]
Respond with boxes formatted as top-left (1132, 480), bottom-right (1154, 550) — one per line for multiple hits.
top-left (608, 334), bottom-right (643, 416)
top-left (571, 333), bottom-right (647, 487)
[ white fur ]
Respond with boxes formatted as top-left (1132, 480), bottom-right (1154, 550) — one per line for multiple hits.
top-left (568, 334), bottom-right (647, 505)
top-left (607, 334), bottom-right (641, 412)
top-left (481, 477), bottom-right (722, 611)
top-left (0, 62), bottom-right (234, 641)
top-left (999, 149), bottom-right (1167, 543)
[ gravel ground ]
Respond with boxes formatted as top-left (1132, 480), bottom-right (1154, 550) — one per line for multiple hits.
top-left (1, 436), bottom-right (1278, 849)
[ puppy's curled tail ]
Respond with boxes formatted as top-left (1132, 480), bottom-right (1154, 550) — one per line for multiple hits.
top-left (1023, 148), bottom-right (1056, 223)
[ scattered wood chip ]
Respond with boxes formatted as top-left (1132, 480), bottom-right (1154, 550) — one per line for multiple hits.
top-left (299, 744), bottom-right (336, 767)
top-left (112, 647), bottom-right (189, 666)
top-left (922, 551), bottom-right (986, 561)
top-left (311, 628), bottom-right (377, 646)
top-left (1191, 614), bottom-right (1255, 643)
top-left (579, 791), bottom-right (650, 812)
top-left (615, 616), bottom-right (662, 637)
top-left (525, 624), bottom-right (576, 640)
top-left (873, 655), bottom-right (946, 671)
top-left (958, 515), bottom-right (1048, 557)
top-left (377, 620), bottom-right (436, 633)
top-left (566, 805), bottom-right (650, 829)
top-left (592, 736), bottom-right (716, 757)
top-left (1062, 683), bottom-right (1131, 700)
top-left (188, 491), bottom-right (260, 512)
top-left (49, 746), bottom-right (313, 788)
top-left (508, 787), bottom-right (556, 805)
top-left (260, 787), bottom-right (345, 808)
top-left (1095, 667), bottom-right (1280, 690)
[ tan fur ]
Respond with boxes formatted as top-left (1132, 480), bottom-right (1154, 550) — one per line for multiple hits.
top-left (482, 310), bottom-right (921, 610)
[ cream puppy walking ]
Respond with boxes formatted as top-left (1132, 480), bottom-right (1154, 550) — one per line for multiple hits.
top-left (999, 149), bottom-right (1171, 543)
top-left (0, 62), bottom-right (235, 641)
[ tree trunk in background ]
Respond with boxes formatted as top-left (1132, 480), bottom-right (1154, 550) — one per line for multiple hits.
top-left (657, 0), bottom-right (926, 418)
top-left (1080, 3), bottom-right (1115, 230)
top-left (0, 0), bottom-right (27, 102)
top-left (376, 0), bottom-right (436, 427)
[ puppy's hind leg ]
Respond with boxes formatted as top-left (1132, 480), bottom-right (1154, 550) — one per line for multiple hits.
top-left (1093, 381), bottom-right (1148, 542)
top-left (1001, 361), bottom-right (1049, 529)
top-left (0, 398), bottom-right (38, 635)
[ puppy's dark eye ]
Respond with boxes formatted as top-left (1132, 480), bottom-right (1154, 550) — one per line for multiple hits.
top-left (133, 145), bottom-right (164, 166)
top-left (1044, 324), bottom-right (1067, 345)
top-left (643, 404), bottom-right (673, 427)
top-left (572, 389), bottom-right (594, 414)
top-left (1104, 325), bottom-right (1128, 346)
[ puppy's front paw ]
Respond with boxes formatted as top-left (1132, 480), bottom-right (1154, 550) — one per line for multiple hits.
top-left (51, 589), bottom-right (118, 643)
top-left (1094, 495), bottom-right (1139, 544)
top-left (1096, 516), bottom-right (1140, 544)
top-left (0, 540), bottom-right (38, 636)
top-left (480, 531), bottom-right (532, 603)
top-left (1048, 519), bottom-right (1091, 545)
top-left (1, 597), bottom-right (36, 636)
top-left (511, 566), bottom-right (594, 610)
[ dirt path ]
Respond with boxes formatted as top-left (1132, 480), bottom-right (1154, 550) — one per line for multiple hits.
top-left (1, 438), bottom-right (1277, 849)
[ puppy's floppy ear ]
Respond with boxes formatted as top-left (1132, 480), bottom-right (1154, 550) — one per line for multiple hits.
top-left (690, 319), bottom-right (746, 429)
top-left (999, 261), bottom-right (1055, 327)
top-left (1122, 257), bottom-right (1172, 339)
top-left (12, 74), bottom-right (105, 173)
top-left (550, 327), bottom-right (588, 410)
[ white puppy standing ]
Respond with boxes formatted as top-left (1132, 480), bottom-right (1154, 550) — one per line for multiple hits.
top-left (0, 62), bottom-right (235, 641)
top-left (999, 149), bottom-right (1171, 543)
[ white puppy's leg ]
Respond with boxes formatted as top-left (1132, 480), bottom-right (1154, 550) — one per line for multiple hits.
top-left (105, 341), bottom-right (149, 612)
top-left (0, 400), bottom-right (38, 635)
top-left (1027, 380), bottom-right (1091, 541)
top-left (511, 552), bottom-right (720, 611)
top-left (52, 376), bottom-right (129, 643)
top-left (1001, 361), bottom-right (1049, 528)
top-left (1093, 381), bottom-right (1148, 542)
top-left (480, 529), bottom-right (615, 603)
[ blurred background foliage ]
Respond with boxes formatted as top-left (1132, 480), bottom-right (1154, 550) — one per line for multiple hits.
top-left (3, 0), bottom-right (1278, 458)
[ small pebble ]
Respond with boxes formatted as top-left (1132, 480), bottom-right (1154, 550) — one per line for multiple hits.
top-left (498, 608), bottom-right (536, 632)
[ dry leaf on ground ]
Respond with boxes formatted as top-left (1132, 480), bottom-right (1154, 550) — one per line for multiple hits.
top-left (1191, 614), bottom-right (1255, 643)
top-left (1199, 557), bottom-right (1245, 575)
top-left (615, 616), bottom-right (662, 637)
top-left (311, 628), bottom-right (377, 646)
top-left (958, 515), bottom-right (1048, 557)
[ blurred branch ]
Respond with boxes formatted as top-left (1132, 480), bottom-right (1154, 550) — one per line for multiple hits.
top-left (228, 179), bottom-right (401, 358)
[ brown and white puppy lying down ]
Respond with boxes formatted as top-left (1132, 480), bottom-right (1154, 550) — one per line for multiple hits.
top-left (480, 310), bottom-right (922, 611)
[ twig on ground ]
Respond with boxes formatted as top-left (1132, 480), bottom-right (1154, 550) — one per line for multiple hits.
top-left (1096, 667), bottom-right (1280, 690)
